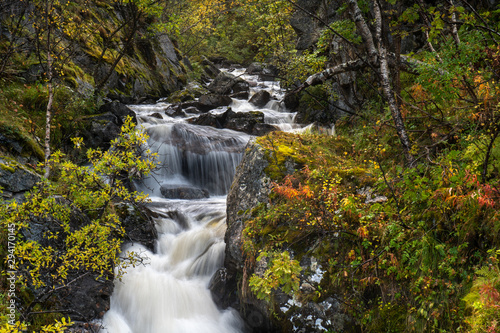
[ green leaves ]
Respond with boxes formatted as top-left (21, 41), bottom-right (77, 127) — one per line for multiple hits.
top-left (249, 251), bottom-right (301, 303)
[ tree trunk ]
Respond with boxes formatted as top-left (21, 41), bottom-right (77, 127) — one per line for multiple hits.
top-left (44, 16), bottom-right (53, 179)
top-left (374, 1), bottom-right (415, 167)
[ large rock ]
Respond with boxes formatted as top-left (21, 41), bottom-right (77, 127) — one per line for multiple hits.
top-left (249, 90), bottom-right (271, 108)
top-left (160, 184), bottom-right (209, 200)
top-left (80, 101), bottom-right (137, 151)
top-left (0, 157), bottom-right (40, 197)
top-left (212, 140), bottom-right (276, 332)
top-left (246, 62), bottom-right (278, 81)
top-left (198, 94), bottom-right (232, 111)
top-left (187, 109), bottom-right (277, 136)
top-left (98, 101), bottom-right (136, 125)
top-left (208, 72), bottom-right (249, 95)
top-left (225, 111), bottom-right (264, 134)
top-left (217, 140), bottom-right (353, 332)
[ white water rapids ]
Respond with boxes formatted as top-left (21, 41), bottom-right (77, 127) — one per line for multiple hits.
top-left (100, 68), bottom-right (303, 333)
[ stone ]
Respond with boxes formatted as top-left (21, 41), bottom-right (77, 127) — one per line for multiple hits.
top-left (246, 62), bottom-right (264, 75)
top-left (0, 158), bottom-right (40, 194)
top-left (149, 112), bottom-right (163, 119)
top-left (229, 91), bottom-right (249, 100)
top-left (164, 104), bottom-right (186, 118)
top-left (201, 56), bottom-right (221, 78)
top-left (225, 110), bottom-right (265, 134)
top-left (160, 184), bottom-right (209, 199)
top-left (208, 72), bottom-right (249, 95)
top-left (198, 94), bottom-right (232, 111)
top-left (98, 101), bottom-right (136, 125)
top-left (249, 90), bottom-right (271, 108)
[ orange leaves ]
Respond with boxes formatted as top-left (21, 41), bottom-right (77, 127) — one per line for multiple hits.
top-left (272, 175), bottom-right (313, 200)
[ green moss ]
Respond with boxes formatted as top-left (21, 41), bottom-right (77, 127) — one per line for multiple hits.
top-left (0, 162), bottom-right (15, 173)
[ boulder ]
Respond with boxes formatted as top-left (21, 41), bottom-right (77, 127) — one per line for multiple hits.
top-left (198, 94), bottom-right (232, 111)
top-left (167, 82), bottom-right (210, 103)
top-left (187, 112), bottom-right (226, 129)
top-left (201, 56), bottom-right (221, 78)
top-left (249, 90), bottom-right (271, 108)
top-left (245, 63), bottom-right (278, 81)
top-left (164, 104), bottom-right (186, 118)
top-left (0, 157), bottom-right (40, 196)
top-left (225, 111), bottom-right (265, 134)
top-left (246, 62), bottom-right (264, 75)
top-left (82, 113), bottom-right (122, 151)
top-left (229, 91), bottom-right (249, 100)
top-left (184, 106), bottom-right (201, 114)
top-left (187, 109), bottom-right (273, 136)
top-left (218, 140), bottom-right (353, 332)
top-left (149, 113), bottom-right (163, 119)
top-left (208, 72), bottom-right (249, 95)
top-left (259, 65), bottom-right (278, 81)
top-left (160, 184), bottom-right (209, 199)
top-left (98, 101), bottom-right (136, 125)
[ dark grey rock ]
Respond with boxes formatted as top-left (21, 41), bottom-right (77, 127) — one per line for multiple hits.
top-left (160, 184), bottom-right (209, 199)
top-left (201, 56), bottom-right (221, 78)
top-left (225, 111), bottom-right (265, 134)
top-left (149, 112), bottom-right (163, 119)
top-left (199, 94), bottom-right (232, 111)
top-left (229, 91), bottom-right (249, 100)
top-left (184, 106), bottom-right (201, 114)
top-left (208, 72), bottom-right (249, 95)
top-left (164, 104), bottom-right (186, 118)
top-left (246, 62), bottom-right (264, 75)
top-left (0, 158), bottom-right (40, 193)
top-left (98, 101), bottom-right (136, 125)
top-left (249, 90), bottom-right (271, 108)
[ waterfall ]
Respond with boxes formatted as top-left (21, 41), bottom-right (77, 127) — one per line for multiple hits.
top-left (100, 68), bottom-right (300, 333)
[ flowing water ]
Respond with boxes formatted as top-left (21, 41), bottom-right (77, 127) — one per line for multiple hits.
top-left (100, 69), bottom-right (300, 333)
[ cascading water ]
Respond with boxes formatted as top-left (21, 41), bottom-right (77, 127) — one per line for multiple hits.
top-left (100, 68), bottom-right (301, 333)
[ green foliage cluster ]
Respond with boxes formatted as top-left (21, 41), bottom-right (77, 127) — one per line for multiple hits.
top-left (0, 117), bottom-right (157, 331)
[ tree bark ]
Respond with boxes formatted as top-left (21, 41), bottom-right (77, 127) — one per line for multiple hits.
top-left (44, 2), bottom-right (54, 179)
top-left (374, 1), bottom-right (415, 167)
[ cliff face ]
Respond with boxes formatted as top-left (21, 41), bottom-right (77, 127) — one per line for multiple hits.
top-left (0, 1), bottom-right (186, 101)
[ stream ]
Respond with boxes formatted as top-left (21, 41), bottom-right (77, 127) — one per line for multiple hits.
top-left (100, 68), bottom-right (302, 333)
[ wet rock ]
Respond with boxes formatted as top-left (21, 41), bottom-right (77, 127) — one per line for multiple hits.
top-left (160, 184), bottom-right (209, 199)
top-left (208, 72), bottom-right (249, 95)
top-left (259, 65), bottom-right (278, 81)
top-left (229, 91), bottom-right (250, 100)
top-left (164, 104), bottom-right (186, 118)
top-left (249, 90), bottom-right (271, 108)
top-left (116, 203), bottom-right (158, 251)
top-left (252, 123), bottom-right (279, 136)
top-left (246, 62), bottom-right (278, 81)
top-left (283, 92), bottom-right (300, 111)
top-left (187, 112), bottom-right (226, 128)
top-left (187, 109), bottom-right (273, 136)
top-left (149, 113), bottom-right (163, 119)
top-left (198, 94), bottom-right (232, 111)
top-left (184, 106), bottom-right (201, 114)
top-left (167, 82), bottom-right (210, 103)
top-left (225, 111), bottom-right (265, 134)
